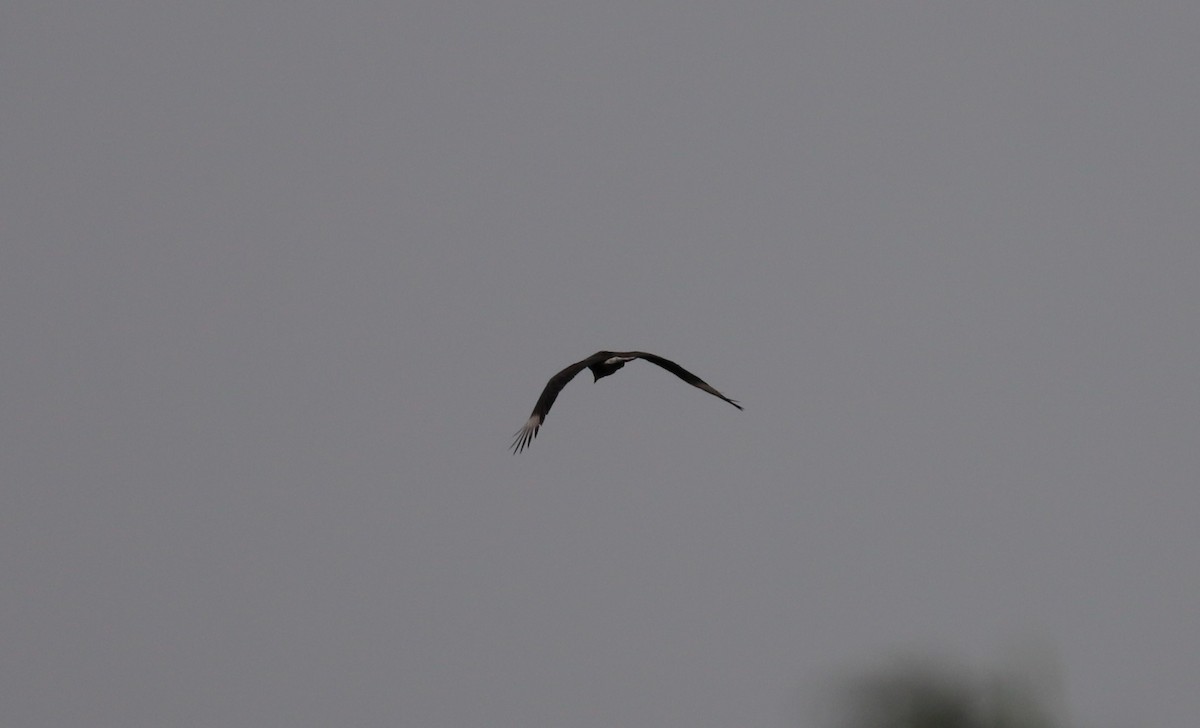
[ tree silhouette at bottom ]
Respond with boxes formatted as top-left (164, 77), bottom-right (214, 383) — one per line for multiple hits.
top-left (826, 656), bottom-right (1066, 728)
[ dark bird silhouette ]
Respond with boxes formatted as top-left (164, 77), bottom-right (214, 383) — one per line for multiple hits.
top-left (511, 350), bottom-right (742, 453)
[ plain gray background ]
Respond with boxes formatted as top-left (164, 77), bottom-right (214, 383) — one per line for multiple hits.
top-left (3, 2), bottom-right (1197, 727)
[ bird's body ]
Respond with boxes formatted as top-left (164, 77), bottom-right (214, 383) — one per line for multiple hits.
top-left (511, 350), bottom-right (741, 453)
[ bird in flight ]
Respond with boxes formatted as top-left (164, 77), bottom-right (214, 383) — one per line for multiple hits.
top-left (511, 350), bottom-right (742, 453)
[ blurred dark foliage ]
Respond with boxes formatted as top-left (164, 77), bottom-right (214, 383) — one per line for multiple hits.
top-left (824, 655), bottom-right (1066, 728)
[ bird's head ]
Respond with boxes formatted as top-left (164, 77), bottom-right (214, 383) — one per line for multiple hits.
top-left (588, 356), bottom-right (628, 381)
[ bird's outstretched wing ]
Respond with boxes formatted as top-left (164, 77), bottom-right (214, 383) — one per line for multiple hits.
top-left (510, 353), bottom-right (605, 454)
top-left (625, 351), bottom-right (743, 411)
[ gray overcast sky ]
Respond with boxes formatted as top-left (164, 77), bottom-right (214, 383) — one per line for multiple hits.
top-left (2, 2), bottom-right (1198, 727)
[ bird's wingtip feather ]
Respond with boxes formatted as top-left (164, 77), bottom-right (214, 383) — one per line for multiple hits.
top-left (510, 414), bottom-right (542, 454)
